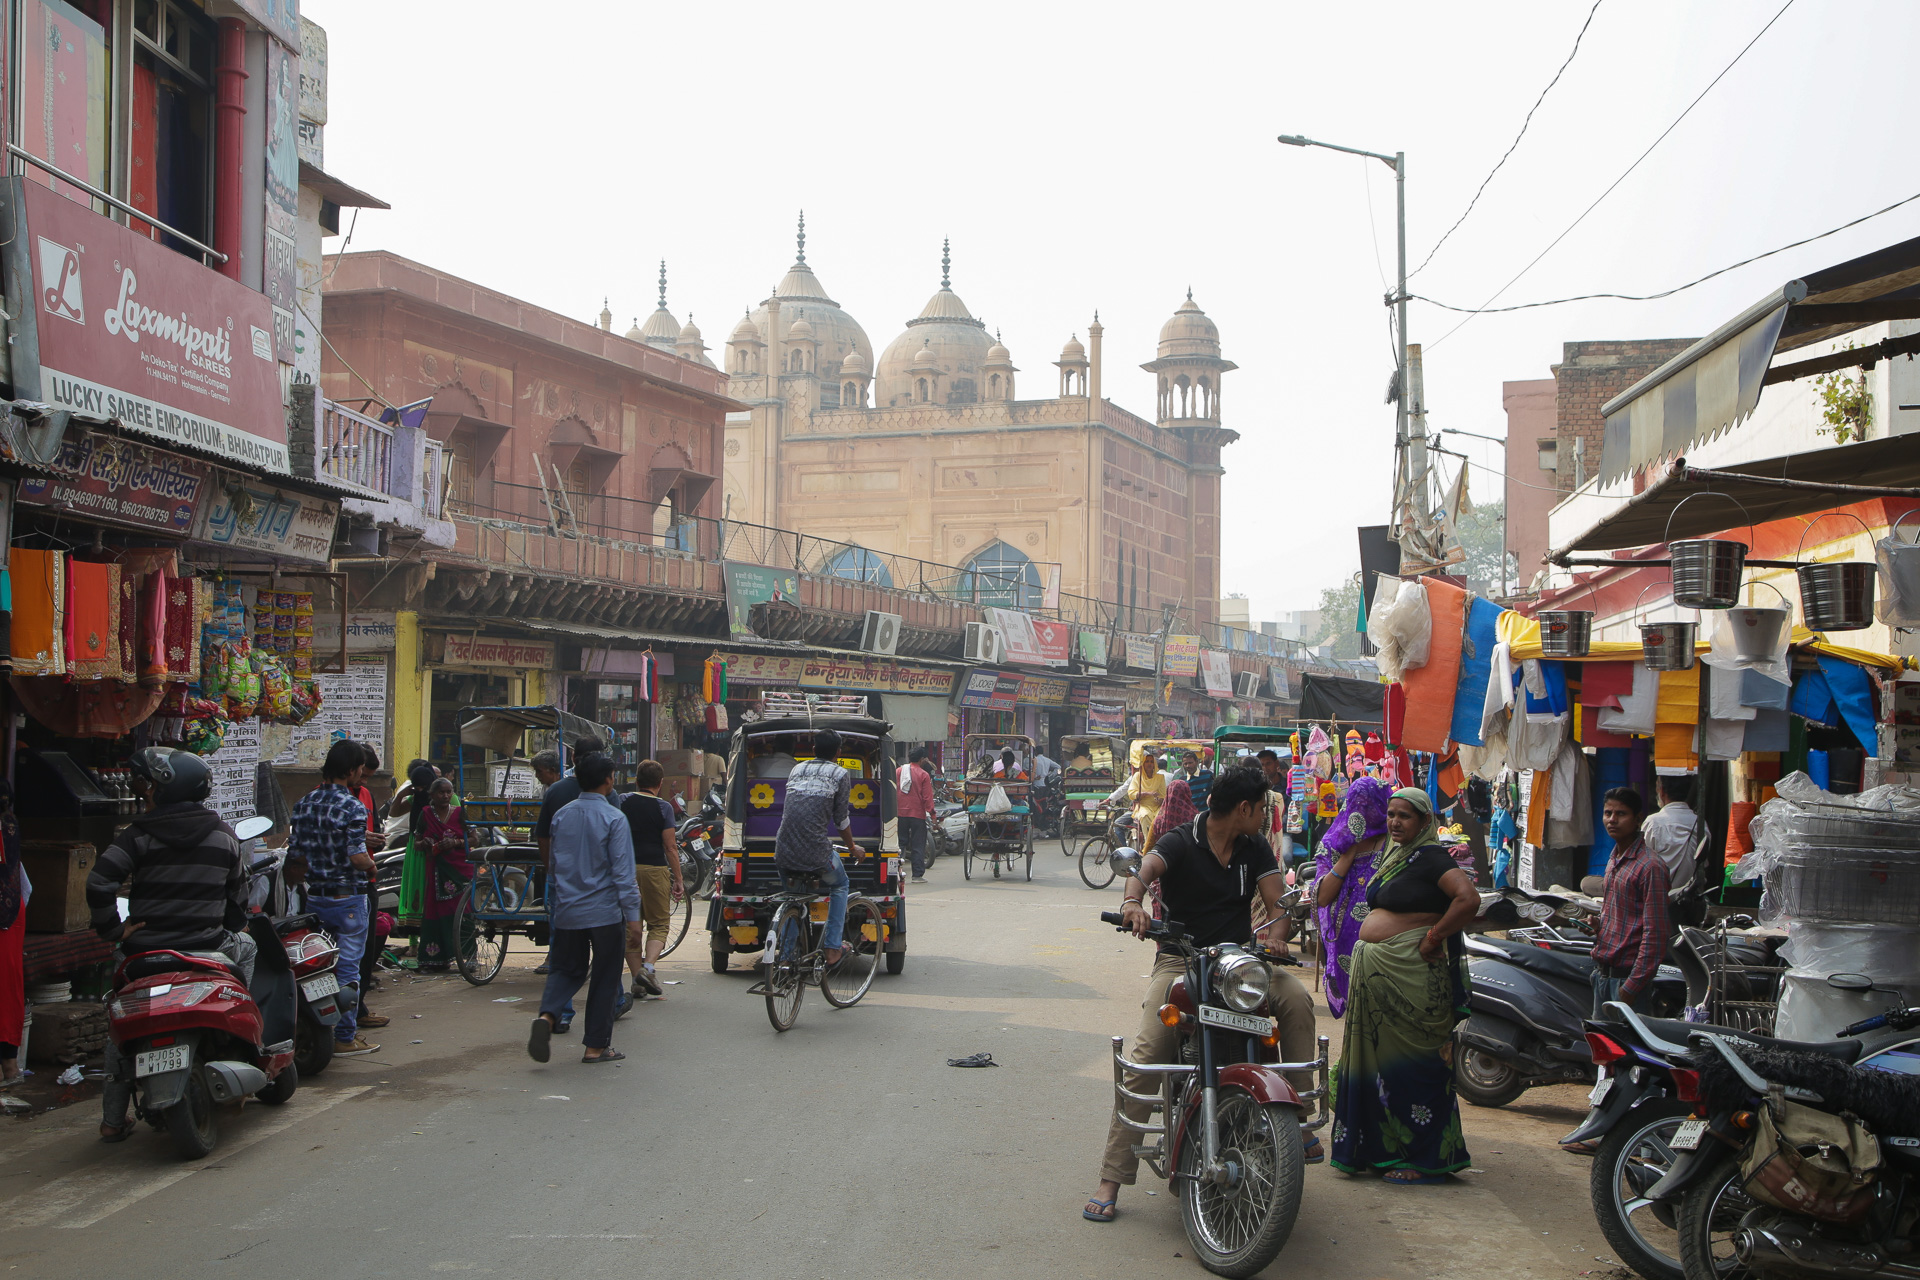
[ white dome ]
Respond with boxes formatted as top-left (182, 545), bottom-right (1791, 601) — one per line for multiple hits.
top-left (787, 317), bottom-right (815, 341)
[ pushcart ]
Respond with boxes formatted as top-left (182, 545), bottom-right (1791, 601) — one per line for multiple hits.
top-left (962, 733), bottom-right (1034, 881)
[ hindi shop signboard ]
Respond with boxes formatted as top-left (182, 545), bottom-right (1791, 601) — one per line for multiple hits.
top-left (799, 656), bottom-right (955, 697)
top-left (191, 479), bottom-right (337, 563)
top-left (440, 634), bottom-right (556, 670)
top-left (1162, 635), bottom-right (1202, 678)
top-left (18, 430), bottom-right (208, 534)
top-left (7, 179), bottom-right (291, 474)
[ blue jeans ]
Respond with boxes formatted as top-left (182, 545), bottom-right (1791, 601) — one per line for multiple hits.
top-left (1591, 967), bottom-right (1646, 1019)
top-left (780, 859), bottom-right (849, 951)
top-left (308, 894), bottom-right (368, 1043)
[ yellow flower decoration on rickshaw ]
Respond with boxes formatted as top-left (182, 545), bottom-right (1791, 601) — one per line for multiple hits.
top-left (749, 783), bottom-right (777, 809)
top-left (850, 783), bottom-right (875, 809)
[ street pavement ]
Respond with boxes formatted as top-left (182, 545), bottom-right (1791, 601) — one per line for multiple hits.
top-left (0, 842), bottom-right (1633, 1280)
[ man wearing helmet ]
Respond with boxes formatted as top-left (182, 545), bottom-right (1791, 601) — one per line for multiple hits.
top-left (88, 746), bottom-right (254, 1141)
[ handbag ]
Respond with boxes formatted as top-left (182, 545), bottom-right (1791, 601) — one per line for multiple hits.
top-left (1739, 1088), bottom-right (1882, 1224)
top-left (983, 783), bottom-right (1013, 816)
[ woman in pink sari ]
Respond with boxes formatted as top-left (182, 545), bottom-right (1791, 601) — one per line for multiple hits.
top-left (1313, 777), bottom-right (1391, 1017)
top-left (416, 779), bottom-right (473, 972)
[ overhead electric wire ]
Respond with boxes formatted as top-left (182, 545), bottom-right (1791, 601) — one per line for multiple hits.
top-left (1408, 188), bottom-right (1920, 314)
top-left (1425, 0), bottom-right (1797, 349)
top-left (1408, 0), bottom-right (1604, 281)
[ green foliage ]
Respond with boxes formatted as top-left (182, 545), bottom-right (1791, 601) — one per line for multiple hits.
top-left (1315, 577), bottom-right (1367, 659)
top-left (1814, 353), bottom-right (1871, 445)
top-left (1454, 500), bottom-right (1508, 592)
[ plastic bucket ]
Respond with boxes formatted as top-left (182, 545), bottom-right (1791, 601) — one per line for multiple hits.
top-left (1798, 562), bottom-right (1876, 632)
top-left (1538, 610), bottom-right (1594, 658)
top-left (1670, 539), bottom-right (1748, 609)
top-left (1640, 620), bottom-right (1697, 671)
top-left (1726, 606), bottom-right (1790, 662)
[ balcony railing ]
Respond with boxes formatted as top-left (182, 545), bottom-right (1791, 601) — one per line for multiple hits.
top-left (320, 400), bottom-right (393, 495)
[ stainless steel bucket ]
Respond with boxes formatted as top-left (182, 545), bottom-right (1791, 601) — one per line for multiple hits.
top-left (1797, 561), bottom-right (1876, 632)
top-left (1670, 538), bottom-right (1748, 609)
top-left (1879, 510), bottom-right (1920, 626)
top-left (1538, 610), bottom-right (1593, 658)
top-left (1640, 621), bottom-right (1698, 671)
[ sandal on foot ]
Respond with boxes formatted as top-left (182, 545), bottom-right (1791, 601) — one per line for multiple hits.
top-left (1383, 1170), bottom-right (1450, 1186)
top-left (99, 1121), bottom-right (133, 1143)
top-left (1560, 1140), bottom-right (1599, 1157)
top-left (527, 1017), bottom-right (552, 1063)
top-left (582, 1049), bottom-right (626, 1064)
top-left (1082, 1197), bottom-right (1117, 1223)
top-left (1303, 1135), bottom-right (1326, 1164)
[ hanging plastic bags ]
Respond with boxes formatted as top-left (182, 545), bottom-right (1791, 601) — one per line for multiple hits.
top-left (1367, 577), bottom-right (1432, 682)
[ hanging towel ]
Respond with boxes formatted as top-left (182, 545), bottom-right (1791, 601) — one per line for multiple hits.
top-left (1815, 655), bottom-right (1880, 757)
top-left (1743, 708), bottom-right (1791, 752)
top-left (1521, 659), bottom-right (1571, 716)
top-left (9, 549), bottom-right (65, 676)
top-left (65, 560), bottom-right (120, 680)
top-left (1740, 667), bottom-right (1791, 711)
top-left (1702, 659), bottom-right (1757, 721)
top-left (1577, 661), bottom-right (1636, 710)
top-left (1577, 703), bottom-right (1635, 750)
top-left (1696, 718), bottom-right (1748, 761)
top-left (1597, 663), bottom-right (1660, 736)
top-left (1476, 642), bottom-right (1514, 774)
top-left (1400, 577), bottom-right (1466, 752)
top-left (1546, 741), bottom-right (1593, 850)
top-left (1449, 596), bottom-right (1504, 747)
top-left (1654, 665), bottom-right (1701, 769)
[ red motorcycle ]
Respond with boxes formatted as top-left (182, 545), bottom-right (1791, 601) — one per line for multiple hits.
top-left (107, 910), bottom-right (302, 1160)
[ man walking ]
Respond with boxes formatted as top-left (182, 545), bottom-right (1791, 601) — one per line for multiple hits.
top-left (1590, 787), bottom-right (1671, 1015)
top-left (1641, 774), bottom-right (1702, 892)
top-left (288, 740), bottom-right (380, 1057)
top-left (619, 760), bottom-right (684, 999)
top-left (529, 754), bottom-right (641, 1065)
top-left (774, 730), bottom-right (863, 964)
top-left (895, 747), bottom-right (934, 884)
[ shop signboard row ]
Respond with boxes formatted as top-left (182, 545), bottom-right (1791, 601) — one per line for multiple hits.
top-left (722, 651), bottom-right (954, 697)
top-left (957, 668), bottom-right (1092, 710)
top-left (983, 607), bottom-right (1071, 668)
top-left (1114, 632), bottom-right (1207, 677)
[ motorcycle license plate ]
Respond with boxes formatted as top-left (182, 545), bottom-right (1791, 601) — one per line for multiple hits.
top-left (135, 1044), bottom-right (191, 1077)
top-left (1588, 1076), bottom-right (1614, 1107)
top-left (1197, 1005), bottom-right (1276, 1037)
top-left (1670, 1118), bottom-right (1708, 1150)
top-left (301, 973), bottom-right (340, 1001)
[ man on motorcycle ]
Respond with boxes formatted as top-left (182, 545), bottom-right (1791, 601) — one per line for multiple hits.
top-left (1083, 764), bottom-right (1320, 1223)
top-left (87, 748), bottom-right (254, 1142)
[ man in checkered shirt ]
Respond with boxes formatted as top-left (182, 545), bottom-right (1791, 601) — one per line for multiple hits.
top-left (288, 741), bottom-right (379, 1056)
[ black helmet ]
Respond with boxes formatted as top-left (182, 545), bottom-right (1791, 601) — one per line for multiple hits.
top-left (128, 746), bottom-right (212, 805)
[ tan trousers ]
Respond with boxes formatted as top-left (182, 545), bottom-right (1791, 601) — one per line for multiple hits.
top-left (1098, 950), bottom-right (1317, 1185)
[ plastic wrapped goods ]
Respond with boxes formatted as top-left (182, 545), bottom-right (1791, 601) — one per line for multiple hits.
top-left (1734, 772), bottom-right (1920, 926)
top-left (1366, 577), bottom-right (1431, 682)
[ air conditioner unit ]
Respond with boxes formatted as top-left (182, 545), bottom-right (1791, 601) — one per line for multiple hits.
top-left (963, 622), bottom-right (1004, 663)
top-left (860, 610), bottom-right (902, 656)
top-left (1235, 671), bottom-right (1263, 698)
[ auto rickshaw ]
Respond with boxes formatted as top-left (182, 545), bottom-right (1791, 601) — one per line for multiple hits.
top-left (708, 715), bottom-right (907, 974)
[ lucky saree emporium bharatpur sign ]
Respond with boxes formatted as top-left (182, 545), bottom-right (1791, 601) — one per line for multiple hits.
top-left (5, 179), bottom-right (290, 473)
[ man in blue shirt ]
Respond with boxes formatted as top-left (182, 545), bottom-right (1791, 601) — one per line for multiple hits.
top-left (528, 754), bottom-right (641, 1064)
top-left (288, 740), bottom-right (378, 1057)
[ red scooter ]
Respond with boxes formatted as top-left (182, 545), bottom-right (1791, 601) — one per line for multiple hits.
top-left (109, 822), bottom-right (304, 1159)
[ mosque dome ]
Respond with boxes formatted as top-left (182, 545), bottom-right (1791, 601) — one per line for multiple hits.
top-left (1059, 333), bottom-right (1087, 362)
top-left (875, 238), bottom-right (992, 406)
top-left (676, 316), bottom-right (714, 368)
top-left (787, 317), bottom-right (815, 342)
top-left (1156, 292), bottom-right (1221, 359)
top-left (746, 213), bottom-right (873, 382)
top-left (639, 305), bottom-right (681, 350)
top-left (625, 318), bottom-right (645, 341)
top-left (730, 312), bottom-right (762, 343)
top-left (840, 346), bottom-right (870, 376)
top-left (985, 337), bottom-right (1011, 364)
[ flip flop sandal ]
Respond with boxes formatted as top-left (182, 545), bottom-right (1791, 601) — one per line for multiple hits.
top-left (947, 1053), bottom-right (997, 1068)
top-left (1082, 1197), bottom-right (1117, 1223)
top-left (99, 1121), bottom-right (134, 1144)
top-left (1383, 1171), bottom-right (1451, 1186)
top-left (583, 1049), bottom-right (627, 1064)
top-left (1303, 1136), bottom-right (1326, 1164)
top-left (1560, 1141), bottom-right (1599, 1157)
top-left (527, 1017), bottom-right (552, 1064)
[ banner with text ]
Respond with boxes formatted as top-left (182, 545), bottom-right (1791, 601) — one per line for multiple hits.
top-left (441, 634), bottom-right (555, 669)
top-left (1162, 635), bottom-right (1202, 678)
top-left (1200, 649), bottom-right (1233, 697)
top-left (1122, 633), bottom-right (1158, 671)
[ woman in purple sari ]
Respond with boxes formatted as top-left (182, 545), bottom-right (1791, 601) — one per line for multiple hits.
top-left (1314, 777), bottom-right (1391, 1017)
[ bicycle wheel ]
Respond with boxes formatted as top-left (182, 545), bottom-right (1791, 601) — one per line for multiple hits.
top-left (763, 904), bottom-right (807, 1032)
top-left (454, 885), bottom-right (507, 985)
top-left (963, 826), bottom-right (974, 880)
top-left (1078, 837), bottom-right (1116, 889)
top-left (657, 884), bottom-right (694, 958)
top-left (822, 897), bottom-right (881, 1008)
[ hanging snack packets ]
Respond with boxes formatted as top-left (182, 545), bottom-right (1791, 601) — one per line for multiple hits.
top-left (288, 677), bottom-right (324, 725)
top-left (292, 592), bottom-right (314, 636)
top-left (253, 649), bottom-right (292, 720)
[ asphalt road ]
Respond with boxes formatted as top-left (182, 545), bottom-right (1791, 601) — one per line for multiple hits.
top-left (0, 842), bottom-right (1632, 1280)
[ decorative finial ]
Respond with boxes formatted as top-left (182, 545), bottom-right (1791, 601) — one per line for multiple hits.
top-left (941, 237), bottom-right (951, 289)
top-left (1186, 285), bottom-right (1194, 301)
top-left (796, 210), bottom-right (806, 263)
top-left (1094, 310), bottom-right (1100, 324)
top-left (658, 261), bottom-right (668, 310)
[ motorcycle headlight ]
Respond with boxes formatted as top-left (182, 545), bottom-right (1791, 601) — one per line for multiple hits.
top-left (1216, 951), bottom-right (1270, 1013)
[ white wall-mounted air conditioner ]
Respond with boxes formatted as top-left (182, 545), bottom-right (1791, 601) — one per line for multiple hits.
top-left (860, 610), bottom-right (902, 656)
top-left (963, 622), bottom-right (1004, 664)
top-left (1235, 671), bottom-right (1263, 698)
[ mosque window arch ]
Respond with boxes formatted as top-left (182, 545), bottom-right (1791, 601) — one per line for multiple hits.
top-left (823, 545), bottom-right (894, 587)
top-left (736, 349), bottom-right (749, 373)
top-left (788, 349), bottom-right (806, 373)
top-left (916, 378), bottom-right (929, 403)
top-left (960, 539), bottom-right (1042, 609)
top-left (989, 373), bottom-right (1000, 399)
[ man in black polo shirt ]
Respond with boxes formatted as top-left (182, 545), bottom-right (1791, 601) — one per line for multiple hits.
top-left (1082, 765), bottom-right (1318, 1223)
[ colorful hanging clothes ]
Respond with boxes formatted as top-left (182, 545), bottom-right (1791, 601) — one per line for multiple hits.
top-left (1654, 667), bottom-right (1701, 769)
top-left (159, 572), bottom-right (204, 683)
top-left (1448, 596), bottom-right (1504, 747)
top-left (1578, 662), bottom-right (1636, 710)
top-left (9, 550), bottom-right (65, 676)
top-left (65, 560), bottom-right (121, 680)
top-left (1400, 578), bottom-right (1466, 753)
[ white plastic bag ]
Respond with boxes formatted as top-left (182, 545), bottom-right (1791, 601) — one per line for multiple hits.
top-left (984, 783), bottom-right (1013, 816)
top-left (1367, 578), bottom-right (1432, 682)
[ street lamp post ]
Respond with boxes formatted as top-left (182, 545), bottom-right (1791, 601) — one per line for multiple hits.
top-left (1277, 134), bottom-right (1412, 534)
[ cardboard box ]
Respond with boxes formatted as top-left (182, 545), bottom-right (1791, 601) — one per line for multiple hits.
top-left (22, 841), bottom-right (96, 934)
top-left (659, 775), bottom-right (705, 812)
top-left (655, 750), bottom-right (705, 777)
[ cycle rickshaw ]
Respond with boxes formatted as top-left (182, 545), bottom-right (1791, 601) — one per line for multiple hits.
top-left (961, 732), bottom-right (1034, 881)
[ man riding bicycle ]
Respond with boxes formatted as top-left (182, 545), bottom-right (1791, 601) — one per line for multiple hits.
top-left (772, 729), bottom-right (865, 964)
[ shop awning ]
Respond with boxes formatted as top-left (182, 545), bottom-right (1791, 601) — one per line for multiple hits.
top-left (1297, 673), bottom-right (1385, 724)
top-left (458, 705), bottom-right (614, 754)
top-left (1555, 434), bottom-right (1920, 555)
top-left (1599, 234), bottom-right (1920, 485)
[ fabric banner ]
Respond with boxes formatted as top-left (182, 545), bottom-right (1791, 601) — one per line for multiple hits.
top-left (1298, 673), bottom-right (1386, 724)
top-left (1199, 649), bottom-right (1232, 697)
top-left (1087, 702), bottom-right (1125, 734)
top-left (1122, 633), bottom-right (1158, 671)
top-left (1163, 634), bottom-right (1201, 677)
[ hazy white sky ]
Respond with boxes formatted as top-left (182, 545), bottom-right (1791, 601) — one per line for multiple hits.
top-left (305, 0), bottom-right (1920, 623)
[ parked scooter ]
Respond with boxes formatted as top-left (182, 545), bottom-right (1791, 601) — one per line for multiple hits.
top-left (1455, 932), bottom-right (1689, 1107)
top-left (1031, 775), bottom-right (1066, 840)
top-left (677, 788), bottom-right (724, 898)
top-left (931, 799), bottom-right (967, 865)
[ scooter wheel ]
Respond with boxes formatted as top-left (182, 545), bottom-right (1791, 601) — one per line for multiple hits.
top-left (256, 1063), bottom-right (298, 1106)
top-left (164, 1067), bottom-right (220, 1160)
top-left (295, 1018), bottom-right (335, 1078)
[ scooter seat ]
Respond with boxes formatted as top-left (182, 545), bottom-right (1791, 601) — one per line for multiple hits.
top-left (121, 949), bottom-right (245, 985)
top-left (1634, 1015), bottom-right (1864, 1064)
top-left (1475, 937), bottom-right (1597, 988)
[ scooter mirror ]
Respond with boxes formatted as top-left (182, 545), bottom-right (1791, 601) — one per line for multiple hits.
top-left (233, 815), bottom-right (275, 842)
top-left (1828, 972), bottom-right (1876, 992)
top-left (1110, 848), bottom-right (1143, 880)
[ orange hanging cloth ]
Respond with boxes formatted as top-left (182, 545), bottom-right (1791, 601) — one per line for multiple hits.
top-left (65, 560), bottom-right (121, 680)
top-left (1398, 578), bottom-right (1467, 753)
top-left (9, 549), bottom-right (65, 676)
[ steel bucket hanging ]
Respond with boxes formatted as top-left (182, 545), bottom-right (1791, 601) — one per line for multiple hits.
top-left (1634, 582), bottom-right (1698, 671)
top-left (1725, 581), bottom-right (1791, 664)
top-left (1664, 492), bottom-right (1755, 609)
top-left (1877, 509), bottom-right (1920, 626)
top-left (1539, 610), bottom-right (1594, 658)
top-left (1796, 513), bottom-right (1877, 633)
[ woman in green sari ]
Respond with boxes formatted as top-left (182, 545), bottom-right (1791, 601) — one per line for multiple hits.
top-left (1329, 787), bottom-right (1482, 1184)
top-left (394, 761), bottom-right (437, 933)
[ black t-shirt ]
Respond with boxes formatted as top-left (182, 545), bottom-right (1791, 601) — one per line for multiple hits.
top-left (1150, 815), bottom-right (1281, 949)
top-left (1366, 845), bottom-right (1459, 915)
top-left (533, 775), bottom-right (584, 841)
top-left (621, 792), bottom-right (675, 867)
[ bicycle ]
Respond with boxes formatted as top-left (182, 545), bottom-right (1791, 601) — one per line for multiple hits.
top-left (1077, 813), bottom-right (1137, 889)
top-left (750, 873), bottom-right (883, 1032)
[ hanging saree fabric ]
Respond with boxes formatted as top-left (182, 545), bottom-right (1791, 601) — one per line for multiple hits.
top-left (64, 560), bottom-right (121, 680)
top-left (702, 656), bottom-right (728, 703)
top-left (9, 550), bottom-right (65, 676)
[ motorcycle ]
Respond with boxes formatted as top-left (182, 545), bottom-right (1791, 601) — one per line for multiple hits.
top-left (1655, 990), bottom-right (1920, 1280)
top-left (1455, 931), bottom-right (1689, 1108)
top-left (677, 788), bottom-right (724, 898)
top-left (932, 799), bottom-right (967, 864)
top-left (1099, 910), bottom-right (1329, 1279)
